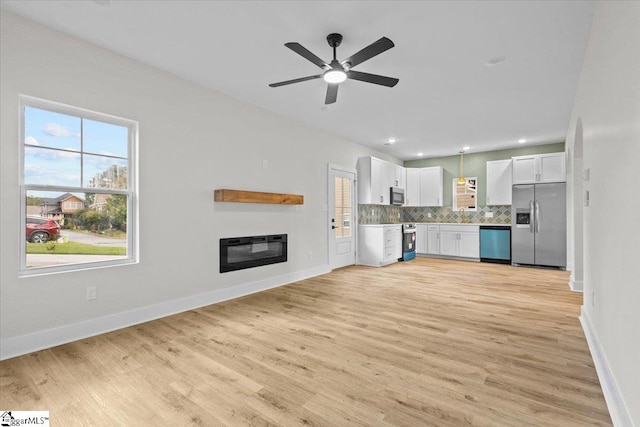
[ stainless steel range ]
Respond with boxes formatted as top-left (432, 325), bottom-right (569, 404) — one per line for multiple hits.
top-left (401, 223), bottom-right (416, 261)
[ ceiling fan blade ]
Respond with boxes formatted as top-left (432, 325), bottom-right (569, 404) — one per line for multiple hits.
top-left (347, 70), bottom-right (399, 87)
top-left (341, 37), bottom-right (394, 68)
top-left (325, 84), bottom-right (338, 104)
top-left (285, 42), bottom-right (329, 69)
top-left (269, 75), bottom-right (322, 87)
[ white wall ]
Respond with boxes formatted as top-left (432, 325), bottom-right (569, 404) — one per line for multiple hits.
top-left (565, 2), bottom-right (640, 425)
top-left (0, 12), bottom-right (398, 358)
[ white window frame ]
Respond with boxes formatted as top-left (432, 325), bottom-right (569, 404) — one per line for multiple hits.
top-left (452, 176), bottom-right (478, 212)
top-left (19, 95), bottom-right (139, 276)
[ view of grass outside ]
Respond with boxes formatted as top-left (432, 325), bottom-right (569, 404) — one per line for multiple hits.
top-left (27, 241), bottom-right (126, 256)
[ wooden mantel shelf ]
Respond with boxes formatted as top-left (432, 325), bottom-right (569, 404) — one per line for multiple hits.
top-left (214, 189), bottom-right (304, 205)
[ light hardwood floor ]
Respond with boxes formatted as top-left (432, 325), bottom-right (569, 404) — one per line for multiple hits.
top-left (0, 258), bottom-right (611, 426)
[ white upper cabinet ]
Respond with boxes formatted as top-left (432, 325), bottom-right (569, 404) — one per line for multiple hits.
top-left (389, 163), bottom-right (405, 189)
top-left (512, 152), bottom-right (566, 184)
top-left (419, 166), bottom-right (444, 207)
top-left (405, 168), bottom-right (421, 207)
top-left (357, 156), bottom-right (406, 205)
top-left (537, 153), bottom-right (566, 183)
top-left (486, 159), bottom-right (513, 205)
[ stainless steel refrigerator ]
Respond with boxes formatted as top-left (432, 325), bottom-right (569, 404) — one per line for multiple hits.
top-left (512, 183), bottom-right (566, 268)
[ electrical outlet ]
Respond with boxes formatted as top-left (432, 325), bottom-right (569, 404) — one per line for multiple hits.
top-left (307, 251), bottom-right (312, 260)
top-left (262, 160), bottom-right (268, 168)
top-left (485, 212), bottom-right (494, 218)
top-left (427, 212), bottom-right (432, 218)
top-left (86, 286), bottom-right (96, 301)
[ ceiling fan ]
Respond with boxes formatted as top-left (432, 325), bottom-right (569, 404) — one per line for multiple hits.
top-left (269, 33), bottom-right (399, 104)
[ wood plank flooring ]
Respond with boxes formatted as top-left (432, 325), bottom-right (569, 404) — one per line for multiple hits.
top-left (0, 258), bottom-right (611, 426)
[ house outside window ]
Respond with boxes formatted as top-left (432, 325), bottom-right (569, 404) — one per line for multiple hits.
top-left (20, 96), bottom-right (138, 275)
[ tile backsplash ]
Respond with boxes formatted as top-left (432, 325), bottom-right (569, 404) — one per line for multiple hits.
top-left (359, 204), bottom-right (511, 224)
top-left (358, 205), bottom-right (402, 224)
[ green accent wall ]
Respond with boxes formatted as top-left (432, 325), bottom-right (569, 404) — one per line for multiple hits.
top-left (404, 142), bottom-right (565, 207)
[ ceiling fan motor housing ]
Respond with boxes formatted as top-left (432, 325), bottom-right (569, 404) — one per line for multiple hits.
top-left (326, 33), bottom-right (343, 48)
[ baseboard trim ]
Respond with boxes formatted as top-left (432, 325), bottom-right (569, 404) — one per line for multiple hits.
top-left (0, 265), bottom-right (331, 361)
top-left (580, 306), bottom-right (633, 427)
top-left (569, 276), bottom-right (584, 292)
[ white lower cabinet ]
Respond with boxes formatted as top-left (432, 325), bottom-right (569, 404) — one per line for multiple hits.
top-left (439, 225), bottom-right (479, 259)
top-left (426, 225), bottom-right (441, 255)
top-left (358, 224), bottom-right (402, 267)
top-left (416, 224), bottom-right (428, 254)
top-left (417, 224), bottom-right (479, 259)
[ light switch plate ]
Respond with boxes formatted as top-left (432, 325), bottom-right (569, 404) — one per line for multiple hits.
top-left (583, 168), bottom-right (590, 181)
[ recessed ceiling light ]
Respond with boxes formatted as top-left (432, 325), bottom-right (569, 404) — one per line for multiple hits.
top-left (518, 138), bottom-right (527, 144)
top-left (417, 152), bottom-right (424, 157)
top-left (485, 56), bottom-right (506, 66)
top-left (388, 138), bottom-right (396, 144)
top-left (463, 146), bottom-right (470, 151)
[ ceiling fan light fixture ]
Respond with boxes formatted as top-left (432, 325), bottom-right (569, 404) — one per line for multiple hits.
top-left (323, 69), bottom-right (347, 84)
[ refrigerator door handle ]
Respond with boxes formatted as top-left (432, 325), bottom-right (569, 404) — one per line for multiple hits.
top-left (529, 201), bottom-right (535, 233)
top-left (535, 200), bottom-right (540, 233)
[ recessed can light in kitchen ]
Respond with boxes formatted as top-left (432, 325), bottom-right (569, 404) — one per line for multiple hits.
top-left (384, 138), bottom-right (397, 146)
top-left (463, 146), bottom-right (471, 151)
top-left (417, 152), bottom-right (424, 157)
top-left (518, 138), bottom-right (527, 144)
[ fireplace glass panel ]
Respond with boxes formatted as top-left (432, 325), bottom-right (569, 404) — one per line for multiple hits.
top-left (220, 234), bottom-right (287, 273)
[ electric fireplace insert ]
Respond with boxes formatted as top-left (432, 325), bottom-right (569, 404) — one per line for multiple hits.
top-left (219, 234), bottom-right (287, 273)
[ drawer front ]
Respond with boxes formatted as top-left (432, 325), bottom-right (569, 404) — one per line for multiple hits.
top-left (383, 247), bottom-right (397, 261)
top-left (427, 225), bottom-right (439, 231)
top-left (440, 225), bottom-right (479, 233)
top-left (385, 236), bottom-right (395, 247)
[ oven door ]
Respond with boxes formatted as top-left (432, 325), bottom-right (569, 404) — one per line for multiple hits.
top-left (403, 229), bottom-right (416, 252)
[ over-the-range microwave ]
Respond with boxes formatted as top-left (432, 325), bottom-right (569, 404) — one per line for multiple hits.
top-left (390, 187), bottom-right (405, 205)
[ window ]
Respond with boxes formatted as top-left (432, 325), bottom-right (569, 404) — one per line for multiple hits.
top-left (20, 96), bottom-right (138, 274)
top-left (333, 176), bottom-right (352, 238)
top-left (453, 177), bottom-right (477, 212)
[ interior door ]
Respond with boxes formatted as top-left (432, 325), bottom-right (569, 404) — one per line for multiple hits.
top-left (329, 165), bottom-right (356, 269)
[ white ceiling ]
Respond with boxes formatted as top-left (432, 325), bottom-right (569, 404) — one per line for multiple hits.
top-left (1, 0), bottom-right (595, 160)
